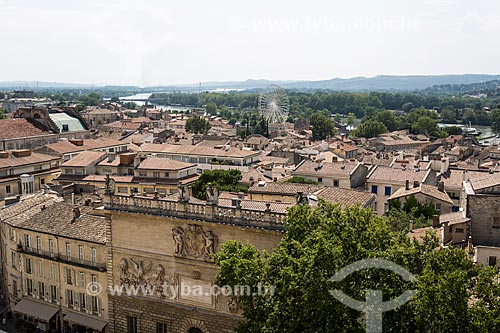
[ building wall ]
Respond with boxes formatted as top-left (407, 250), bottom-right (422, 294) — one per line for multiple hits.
top-left (105, 211), bottom-right (283, 333)
top-left (474, 246), bottom-right (500, 268)
top-left (0, 224), bottom-right (109, 325)
top-left (469, 194), bottom-right (500, 247)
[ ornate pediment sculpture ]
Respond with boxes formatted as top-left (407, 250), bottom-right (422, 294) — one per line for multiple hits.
top-left (172, 224), bottom-right (218, 262)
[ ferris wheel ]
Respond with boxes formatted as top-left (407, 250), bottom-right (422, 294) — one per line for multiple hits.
top-left (258, 85), bottom-right (289, 123)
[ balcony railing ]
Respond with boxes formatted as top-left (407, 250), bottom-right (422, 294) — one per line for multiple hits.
top-left (18, 245), bottom-right (106, 271)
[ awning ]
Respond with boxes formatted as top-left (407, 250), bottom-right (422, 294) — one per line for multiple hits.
top-left (12, 298), bottom-right (59, 322)
top-left (64, 312), bottom-right (108, 331)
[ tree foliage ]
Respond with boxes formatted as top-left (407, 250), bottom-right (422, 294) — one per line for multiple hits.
top-left (185, 116), bottom-right (211, 134)
top-left (191, 169), bottom-right (246, 200)
top-left (353, 119), bottom-right (388, 138)
top-left (310, 112), bottom-right (336, 140)
top-left (215, 200), bottom-right (500, 333)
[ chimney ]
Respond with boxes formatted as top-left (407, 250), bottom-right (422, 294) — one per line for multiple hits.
top-left (409, 220), bottom-right (413, 233)
top-left (72, 207), bottom-right (80, 221)
top-left (108, 153), bottom-right (116, 163)
top-left (432, 214), bottom-right (440, 228)
top-left (438, 181), bottom-right (445, 192)
top-left (133, 155), bottom-right (141, 168)
top-left (69, 139), bottom-right (84, 146)
top-left (405, 180), bottom-right (410, 190)
top-left (12, 149), bottom-right (32, 157)
top-left (413, 181), bottom-right (419, 188)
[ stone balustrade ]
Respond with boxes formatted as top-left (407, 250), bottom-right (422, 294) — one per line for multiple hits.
top-left (104, 194), bottom-right (287, 230)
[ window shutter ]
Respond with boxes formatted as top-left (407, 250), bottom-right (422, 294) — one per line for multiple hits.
top-left (86, 295), bottom-right (91, 314)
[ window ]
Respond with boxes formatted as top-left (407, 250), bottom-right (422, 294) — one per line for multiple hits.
top-left (139, 171), bottom-right (147, 177)
top-left (50, 285), bottom-right (58, 304)
top-left (317, 177), bottom-right (323, 183)
top-left (489, 256), bottom-right (497, 266)
top-left (78, 245), bottom-right (84, 262)
top-left (371, 185), bottom-right (378, 194)
top-left (493, 217), bottom-right (500, 229)
top-left (38, 261), bottom-right (43, 277)
top-left (62, 124), bottom-right (69, 132)
top-left (36, 237), bottom-right (42, 253)
top-left (455, 228), bottom-right (464, 233)
top-left (435, 203), bottom-right (442, 212)
top-left (157, 322), bottom-right (168, 333)
top-left (38, 281), bottom-right (45, 299)
top-left (79, 272), bottom-right (86, 288)
top-left (164, 172), bottom-right (169, 178)
top-left (12, 280), bottom-right (17, 297)
top-left (153, 172), bottom-right (160, 178)
top-left (48, 239), bottom-right (55, 258)
top-left (333, 180), bottom-right (339, 187)
top-left (24, 234), bottom-right (32, 249)
top-left (90, 248), bottom-right (97, 266)
top-left (384, 186), bottom-right (391, 196)
top-left (64, 268), bottom-right (75, 285)
top-left (11, 251), bottom-right (16, 268)
top-left (66, 243), bottom-right (71, 260)
top-left (25, 258), bottom-right (32, 274)
top-left (65, 168), bottom-right (74, 174)
top-left (8, 227), bottom-right (15, 241)
top-left (91, 296), bottom-right (99, 315)
top-left (40, 178), bottom-right (45, 185)
top-left (79, 292), bottom-right (87, 311)
top-left (34, 165), bottom-right (42, 171)
top-left (127, 316), bottom-right (138, 333)
top-left (118, 186), bottom-right (128, 193)
top-left (25, 278), bottom-right (33, 296)
top-left (67, 289), bottom-right (74, 308)
top-left (5, 185), bottom-right (11, 194)
top-left (50, 265), bottom-right (57, 281)
top-left (91, 274), bottom-right (97, 285)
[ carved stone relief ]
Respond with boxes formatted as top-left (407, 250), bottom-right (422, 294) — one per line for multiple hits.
top-left (172, 224), bottom-right (218, 262)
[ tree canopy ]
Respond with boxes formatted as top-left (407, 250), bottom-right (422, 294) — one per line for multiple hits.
top-left (191, 169), bottom-right (247, 200)
top-left (215, 200), bottom-right (500, 333)
top-left (185, 116), bottom-right (211, 134)
top-left (353, 119), bottom-right (388, 138)
top-left (310, 112), bottom-right (336, 140)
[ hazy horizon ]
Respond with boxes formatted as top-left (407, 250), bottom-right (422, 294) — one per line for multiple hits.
top-left (2, 0), bottom-right (500, 86)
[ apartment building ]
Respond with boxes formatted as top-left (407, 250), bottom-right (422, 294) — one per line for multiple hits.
top-left (0, 150), bottom-right (61, 202)
top-left (0, 193), bottom-right (108, 332)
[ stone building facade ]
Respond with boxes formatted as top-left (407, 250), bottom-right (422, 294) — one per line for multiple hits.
top-left (101, 190), bottom-right (285, 333)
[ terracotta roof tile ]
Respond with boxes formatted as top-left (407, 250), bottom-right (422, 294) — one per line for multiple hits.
top-left (137, 157), bottom-right (196, 171)
top-left (317, 187), bottom-right (375, 208)
top-left (0, 119), bottom-right (49, 139)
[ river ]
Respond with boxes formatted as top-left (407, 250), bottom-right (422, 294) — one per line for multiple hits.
top-left (119, 92), bottom-right (193, 112)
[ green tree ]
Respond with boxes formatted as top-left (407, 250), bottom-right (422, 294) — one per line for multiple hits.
top-left (440, 107), bottom-right (456, 123)
top-left (402, 102), bottom-right (414, 112)
top-left (205, 102), bottom-right (217, 115)
top-left (346, 112), bottom-right (356, 126)
top-left (353, 119), bottom-right (388, 138)
top-left (191, 169), bottom-right (246, 200)
top-left (375, 110), bottom-right (401, 131)
top-left (0, 108), bottom-right (5, 119)
top-left (286, 176), bottom-right (317, 185)
top-left (110, 96), bottom-right (120, 103)
top-left (185, 116), bottom-right (211, 134)
top-left (215, 201), bottom-right (499, 333)
top-left (412, 116), bottom-right (440, 136)
top-left (490, 109), bottom-right (500, 135)
top-left (310, 112), bottom-right (336, 140)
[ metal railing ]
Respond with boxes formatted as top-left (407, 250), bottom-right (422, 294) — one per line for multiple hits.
top-left (18, 245), bottom-right (106, 271)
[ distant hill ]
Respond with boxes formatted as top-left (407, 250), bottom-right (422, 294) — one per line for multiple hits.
top-left (2, 74), bottom-right (500, 92)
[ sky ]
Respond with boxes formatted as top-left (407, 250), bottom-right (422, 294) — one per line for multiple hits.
top-left (1, 0), bottom-right (500, 86)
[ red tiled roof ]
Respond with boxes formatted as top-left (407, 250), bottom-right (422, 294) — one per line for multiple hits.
top-left (0, 119), bottom-right (49, 139)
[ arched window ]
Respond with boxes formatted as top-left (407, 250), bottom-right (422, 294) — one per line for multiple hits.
top-left (188, 328), bottom-right (203, 333)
